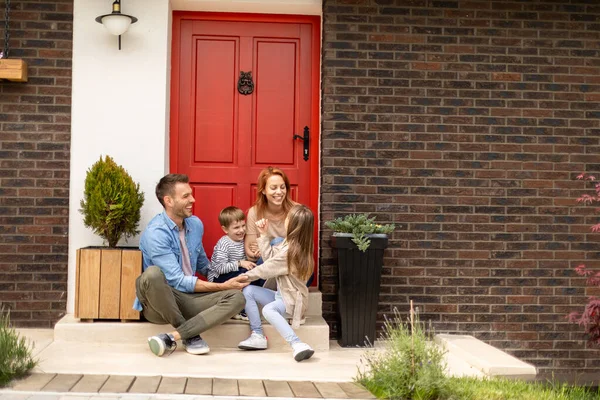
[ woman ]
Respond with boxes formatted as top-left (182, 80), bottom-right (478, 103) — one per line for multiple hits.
top-left (245, 167), bottom-right (297, 262)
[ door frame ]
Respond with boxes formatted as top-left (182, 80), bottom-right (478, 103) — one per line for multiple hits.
top-left (170, 11), bottom-right (322, 281)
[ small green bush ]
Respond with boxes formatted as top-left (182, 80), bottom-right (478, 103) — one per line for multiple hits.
top-left (357, 306), bottom-right (600, 400)
top-left (358, 308), bottom-right (447, 400)
top-left (326, 213), bottom-right (395, 252)
top-left (79, 155), bottom-right (145, 248)
top-left (0, 306), bottom-right (37, 387)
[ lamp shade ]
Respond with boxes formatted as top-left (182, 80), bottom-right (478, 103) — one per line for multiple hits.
top-left (99, 14), bottom-right (133, 36)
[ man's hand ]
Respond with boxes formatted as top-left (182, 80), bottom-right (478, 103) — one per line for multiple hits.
top-left (240, 260), bottom-right (257, 270)
top-left (256, 218), bottom-right (269, 236)
top-left (222, 274), bottom-right (249, 290)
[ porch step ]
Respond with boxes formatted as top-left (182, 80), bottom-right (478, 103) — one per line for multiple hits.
top-left (435, 334), bottom-right (537, 379)
top-left (55, 313), bottom-right (330, 351)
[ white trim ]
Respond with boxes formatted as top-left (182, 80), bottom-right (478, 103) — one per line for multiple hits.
top-left (171, 0), bottom-right (322, 15)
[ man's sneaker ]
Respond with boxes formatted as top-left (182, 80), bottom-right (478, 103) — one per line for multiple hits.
top-left (238, 332), bottom-right (268, 350)
top-left (292, 342), bottom-right (314, 362)
top-left (182, 335), bottom-right (210, 355)
top-left (232, 311), bottom-right (249, 321)
top-left (148, 333), bottom-right (177, 357)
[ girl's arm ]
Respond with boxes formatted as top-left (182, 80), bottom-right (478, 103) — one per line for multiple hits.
top-left (244, 250), bottom-right (289, 281)
top-left (257, 234), bottom-right (276, 261)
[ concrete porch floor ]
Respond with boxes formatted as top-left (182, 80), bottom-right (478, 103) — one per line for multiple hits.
top-left (16, 328), bottom-right (484, 382)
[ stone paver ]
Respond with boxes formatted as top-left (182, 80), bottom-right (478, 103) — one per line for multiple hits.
top-left (289, 381), bottom-right (321, 398)
top-left (211, 379), bottom-right (237, 397)
top-left (183, 378), bottom-right (211, 396)
top-left (11, 374), bottom-right (57, 391)
top-left (1, 373), bottom-right (377, 399)
top-left (238, 379), bottom-right (266, 397)
top-left (338, 382), bottom-right (375, 399)
top-left (98, 376), bottom-right (135, 394)
top-left (71, 375), bottom-right (109, 393)
top-left (42, 375), bottom-right (82, 392)
top-left (314, 382), bottom-right (349, 398)
top-left (263, 380), bottom-right (293, 398)
top-left (129, 377), bottom-right (161, 394)
top-left (155, 378), bottom-right (185, 395)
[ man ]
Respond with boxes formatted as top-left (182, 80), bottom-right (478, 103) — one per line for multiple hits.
top-left (134, 174), bottom-right (248, 357)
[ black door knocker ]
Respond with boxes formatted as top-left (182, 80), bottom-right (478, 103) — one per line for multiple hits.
top-left (237, 71), bottom-right (254, 95)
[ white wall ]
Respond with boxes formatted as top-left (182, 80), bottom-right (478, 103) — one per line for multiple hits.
top-left (68, 0), bottom-right (321, 313)
top-left (68, 0), bottom-right (172, 312)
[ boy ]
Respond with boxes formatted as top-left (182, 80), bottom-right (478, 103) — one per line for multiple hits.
top-left (209, 207), bottom-right (258, 320)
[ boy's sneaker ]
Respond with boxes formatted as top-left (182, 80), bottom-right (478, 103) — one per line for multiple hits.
top-left (238, 332), bottom-right (268, 350)
top-left (148, 333), bottom-right (177, 357)
top-left (182, 335), bottom-right (210, 355)
top-left (232, 311), bottom-right (249, 321)
top-left (292, 342), bottom-right (314, 362)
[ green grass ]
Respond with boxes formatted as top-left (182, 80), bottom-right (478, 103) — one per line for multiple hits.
top-left (357, 308), bottom-right (600, 400)
top-left (443, 377), bottom-right (600, 400)
top-left (0, 306), bottom-right (37, 387)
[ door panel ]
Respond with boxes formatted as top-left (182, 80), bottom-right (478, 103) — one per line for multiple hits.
top-left (255, 40), bottom-right (297, 166)
top-left (191, 184), bottom-right (236, 258)
top-left (193, 38), bottom-right (238, 164)
top-left (172, 13), bottom-right (319, 284)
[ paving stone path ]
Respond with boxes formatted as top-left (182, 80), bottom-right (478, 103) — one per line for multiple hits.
top-left (2, 374), bottom-right (375, 400)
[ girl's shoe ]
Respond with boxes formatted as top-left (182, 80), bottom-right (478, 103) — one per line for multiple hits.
top-left (292, 342), bottom-right (314, 362)
top-left (238, 332), bottom-right (268, 350)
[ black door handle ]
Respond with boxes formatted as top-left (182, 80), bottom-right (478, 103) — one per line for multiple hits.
top-left (293, 126), bottom-right (309, 161)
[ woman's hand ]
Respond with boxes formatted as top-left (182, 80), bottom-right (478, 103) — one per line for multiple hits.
top-left (248, 241), bottom-right (260, 259)
top-left (240, 260), bottom-right (257, 270)
top-left (256, 218), bottom-right (269, 236)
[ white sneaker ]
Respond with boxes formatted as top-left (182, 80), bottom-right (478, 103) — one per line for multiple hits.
top-left (292, 342), bottom-right (314, 362)
top-left (238, 332), bottom-right (268, 350)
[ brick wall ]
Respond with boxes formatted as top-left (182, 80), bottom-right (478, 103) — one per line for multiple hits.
top-left (0, 0), bottom-right (72, 327)
top-left (320, 0), bottom-right (600, 376)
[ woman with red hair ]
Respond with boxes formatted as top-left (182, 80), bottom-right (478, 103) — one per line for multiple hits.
top-left (245, 167), bottom-right (297, 261)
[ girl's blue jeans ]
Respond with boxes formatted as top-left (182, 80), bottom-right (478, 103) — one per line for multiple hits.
top-left (242, 285), bottom-right (301, 345)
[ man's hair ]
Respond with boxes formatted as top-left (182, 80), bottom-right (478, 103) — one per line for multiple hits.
top-left (155, 174), bottom-right (189, 208)
top-left (219, 206), bottom-right (245, 228)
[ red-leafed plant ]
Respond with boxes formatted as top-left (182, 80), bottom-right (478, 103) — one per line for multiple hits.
top-left (567, 173), bottom-right (600, 345)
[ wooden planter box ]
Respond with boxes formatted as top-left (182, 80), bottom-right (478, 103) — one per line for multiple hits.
top-left (0, 59), bottom-right (28, 82)
top-left (75, 247), bottom-right (142, 321)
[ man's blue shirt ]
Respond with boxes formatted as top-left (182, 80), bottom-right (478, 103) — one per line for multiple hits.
top-left (133, 211), bottom-right (210, 311)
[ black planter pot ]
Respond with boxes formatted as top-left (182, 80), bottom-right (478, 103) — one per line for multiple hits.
top-left (330, 233), bottom-right (388, 347)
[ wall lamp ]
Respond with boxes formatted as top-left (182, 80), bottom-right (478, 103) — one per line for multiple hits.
top-left (95, 0), bottom-right (138, 50)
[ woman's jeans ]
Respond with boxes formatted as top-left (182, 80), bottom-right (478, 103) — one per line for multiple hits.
top-left (242, 285), bottom-right (301, 345)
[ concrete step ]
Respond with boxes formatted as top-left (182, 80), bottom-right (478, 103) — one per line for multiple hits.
top-left (55, 314), bottom-right (330, 351)
top-left (435, 334), bottom-right (537, 379)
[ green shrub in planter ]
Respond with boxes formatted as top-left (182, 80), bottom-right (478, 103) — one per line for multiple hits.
top-left (79, 155), bottom-right (145, 248)
top-left (326, 213), bottom-right (395, 252)
top-left (0, 306), bottom-right (37, 387)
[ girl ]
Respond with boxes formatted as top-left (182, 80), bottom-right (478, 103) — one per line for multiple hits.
top-left (238, 204), bottom-right (315, 362)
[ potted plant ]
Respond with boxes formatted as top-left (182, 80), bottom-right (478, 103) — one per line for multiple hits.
top-left (326, 214), bottom-right (394, 347)
top-left (75, 155), bottom-right (145, 321)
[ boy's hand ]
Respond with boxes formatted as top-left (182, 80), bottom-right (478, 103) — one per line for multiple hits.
top-left (240, 260), bottom-right (257, 270)
top-left (256, 218), bottom-right (269, 236)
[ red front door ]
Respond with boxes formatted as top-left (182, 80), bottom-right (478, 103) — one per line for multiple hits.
top-left (171, 13), bottom-right (320, 284)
